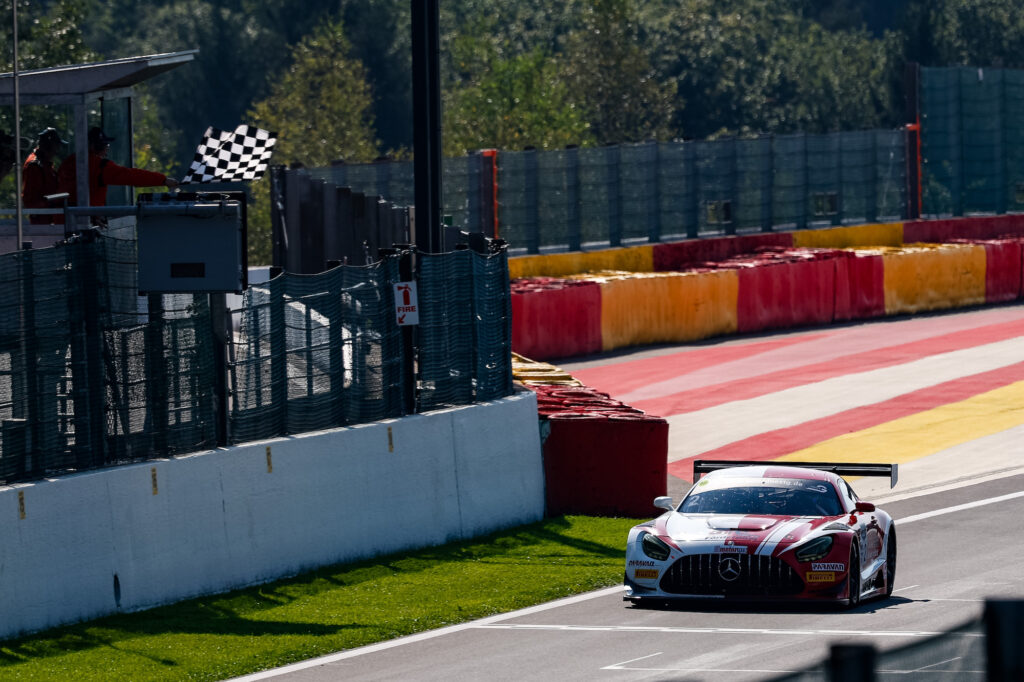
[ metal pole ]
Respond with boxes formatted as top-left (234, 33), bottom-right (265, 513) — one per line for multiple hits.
top-left (411, 0), bottom-right (442, 254)
top-left (13, 0), bottom-right (23, 247)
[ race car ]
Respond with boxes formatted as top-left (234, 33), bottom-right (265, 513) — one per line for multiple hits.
top-left (624, 460), bottom-right (898, 608)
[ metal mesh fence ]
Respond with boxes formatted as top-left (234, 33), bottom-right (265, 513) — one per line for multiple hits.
top-left (921, 65), bottom-right (1024, 217)
top-left (229, 258), bottom-right (405, 442)
top-left (416, 248), bottom-right (513, 410)
top-left (0, 232), bottom-right (218, 484)
top-left (1, 235), bottom-right (513, 485)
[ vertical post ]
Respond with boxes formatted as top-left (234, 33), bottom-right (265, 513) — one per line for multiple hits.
top-left (209, 293), bottom-right (230, 447)
top-left (12, 0), bottom-right (23, 247)
top-left (867, 132), bottom-right (878, 223)
top-left (606, 145), bottom-right (622, 247)
top-left (985, 600), bottom-right (1024, 682)
top-left (565, 145), bottom-right (581, 251)
top-left (827, 644), bottom-right (876, 682)
top-left (269, 277), bottom-right (287, 436)
top-left (904, 62), bottom-right (922, 219)
top-left (145, 294), bottom-right (168, 455)
top-left (480, 149), bottom-right (499, 237)
top-left (760, 134), bottom-right (774, 232)
top-left (524, 148), bottom-right (540, 254)
top-left (270, 165), bottom-right (287, 270)
top-left (645, 141), bottom-right (661, 242)
top-left (411, 0), bottom-right (443, 254)
top-left (684, 141), bottom-right (698, 239)
top-left (834, 132), bottom-right (843, 226)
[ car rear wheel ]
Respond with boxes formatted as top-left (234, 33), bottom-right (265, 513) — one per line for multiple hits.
top-left (847, 545), bottom-right (861, 609)
top-left (885, 528), bottom-right (897, 598)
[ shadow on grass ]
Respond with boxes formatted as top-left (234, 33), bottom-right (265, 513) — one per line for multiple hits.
top-left (0, 515), bottom-right (630, 666)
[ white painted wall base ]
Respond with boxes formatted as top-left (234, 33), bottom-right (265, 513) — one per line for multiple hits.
top-left (0, 389), bottom-right (543, 640)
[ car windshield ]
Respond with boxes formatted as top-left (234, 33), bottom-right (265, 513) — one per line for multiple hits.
top-left (679, 479), bottom-right (843, 516)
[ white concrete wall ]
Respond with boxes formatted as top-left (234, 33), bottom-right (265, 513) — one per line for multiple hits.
top-left (0, 389), bottom-right (543, 640)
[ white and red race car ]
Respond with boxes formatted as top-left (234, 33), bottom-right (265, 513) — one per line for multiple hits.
top-left (624, 460), bottom-right (898, 608)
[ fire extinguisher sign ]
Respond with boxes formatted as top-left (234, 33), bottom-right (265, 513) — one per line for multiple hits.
top-left (393, 282), bottom-right (420, 326)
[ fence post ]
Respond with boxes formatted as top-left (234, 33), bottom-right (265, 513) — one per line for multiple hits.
top-left (209, 293), bottom-right (230, 447)
top-left (985, 599), bottom-right (1024, 681)
top-left (827, 643), bottom-right (875, 682)
top-left (684, 141), bottom-right (698, 238)
top-left (270, 165), bottom-right (287, 269)
top-left (606, 144), bottom-right (622, 247)
top-left (903, 62), bottom-right (922, 220)
top-left (269, 276), bottom-right (287, 436)
top-left (145, 294), bottom-right (168, 456)
top-left (565, 145), bottom-right (581, 251)
top-left (760, 134), bottom-right (774, 232)
top-left (645, 141), bottom-right (661, 242)
top-left (382, 247), bottom-right (416, 415)
top-left (524, 148), bottom-right (540, 254)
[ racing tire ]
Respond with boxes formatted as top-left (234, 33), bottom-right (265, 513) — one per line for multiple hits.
top-left (846, 545), bottom-right (861, 609)
top-left (885, 528), bottom-right (897, 598)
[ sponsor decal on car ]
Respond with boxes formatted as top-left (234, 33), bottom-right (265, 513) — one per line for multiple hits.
top-left (715, 545), bottom-right (748, 554)
top-left (806, 571), bottom-right (837, 583)
top-left (634, 568), bottom-right (659, 580)
top-left (628, 559), bottom-right (657, 567)
top-left (811, 562), bottom-right (845, 571)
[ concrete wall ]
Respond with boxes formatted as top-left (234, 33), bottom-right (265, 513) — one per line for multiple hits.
top-left (0, 389), bottom-right (543, 640)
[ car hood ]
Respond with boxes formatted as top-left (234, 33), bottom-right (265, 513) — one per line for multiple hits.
top-left (657, 513), bottom-right (830, 553)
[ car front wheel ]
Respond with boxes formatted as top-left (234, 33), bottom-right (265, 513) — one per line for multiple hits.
top-left (847, 545), bottom-right (861, 609)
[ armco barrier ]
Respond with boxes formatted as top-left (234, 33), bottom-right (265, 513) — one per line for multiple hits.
top-left (594, 270), bottom-right (738, 352)
top-left (834, 250), bottom-right (886, 321)
top-left (511, 356), bottom-right (668, 518)
top-left (652, 233), bottom-right (792, 271)
top-left (708, 250), bottom-right (837, 333)
top-left (791, 222), bottom-right (903, 249)
top-left (0, 391), bottom-right (544, 640)
top-left (508, 245), bottom-right (654, 280)
top-left (881, 243), bottom-right (987, 315)
top-left (511, 279), bottom-right (602, 360)
top-left (951, 238), bottom-right (1023, 303)
top-left (542, 413), bottom-right (668, 517)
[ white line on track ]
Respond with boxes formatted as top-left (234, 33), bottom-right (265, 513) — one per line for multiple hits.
top-left (478, 623), bottom-right (981, 638)
top-left (229, 483), bottom-right (1023, 680)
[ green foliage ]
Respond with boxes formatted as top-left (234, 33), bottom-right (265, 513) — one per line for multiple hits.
top-left (444, 45), bottom-right (594, 155)
top-left (0, 515), bottom-right (638, 681)
top-left (559, 0), bottom-right (676, 144)
top-left (245, 20), bottom-right (379, 264)
top-left (902, 0), bottom-right (1024, 69)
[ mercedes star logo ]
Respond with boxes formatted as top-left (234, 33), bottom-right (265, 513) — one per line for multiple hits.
top-left (718, 556), bottom-right (741, 582)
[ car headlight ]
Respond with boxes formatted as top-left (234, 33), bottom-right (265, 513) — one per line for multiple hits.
top-left (640, 532), bottom-right (672, 561)
top-left (794, 535), bottom-right (834, 562)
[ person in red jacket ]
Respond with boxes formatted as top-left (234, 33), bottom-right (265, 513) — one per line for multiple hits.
top-left (57, 127), bottom-right (179, 207)
top-left (22, 127), bottom-right (65, 224)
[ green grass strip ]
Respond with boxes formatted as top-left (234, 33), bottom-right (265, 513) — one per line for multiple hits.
top-left (0, 515), bottom-right (640, 681)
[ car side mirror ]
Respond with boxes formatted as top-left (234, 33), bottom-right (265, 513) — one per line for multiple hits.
top-left (654, 496), bottom-right (675, 511)
top-left (855, 501), bottom-right (876, 513)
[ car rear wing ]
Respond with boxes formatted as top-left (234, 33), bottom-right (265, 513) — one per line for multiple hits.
top-left (693, 460), bottom-right (899, 489)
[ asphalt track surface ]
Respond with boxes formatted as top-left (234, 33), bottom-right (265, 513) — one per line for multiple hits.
top-left (231, 304), bottom-right (1024, 682)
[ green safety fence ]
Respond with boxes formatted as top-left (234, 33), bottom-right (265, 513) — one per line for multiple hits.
top-left (416, 249), bottom-right (513, 412)
top-left (228, 258), bottom-right (406, 442)
top-left (0, 235), bottom-right (514, 485)
top-left (0, 232), bottom-right (217, 484)
top-left (920, 65), bottom-right (1024, 217)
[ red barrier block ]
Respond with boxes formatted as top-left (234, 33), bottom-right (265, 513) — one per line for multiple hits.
top-left (734, 257), bottom-right (836, 333)
top-left (542, 414), bottom-right (669, 517)
top-left (905, 216), bottom-right (1024, 243)
top-left (511, 281), bottom-right (602, 360)
top-left (653, 233), bottom-right (793, 271)
top-left (834, 251), bottom-right (885, 321)
top-left (950, 238), bottom-right (1023, 303)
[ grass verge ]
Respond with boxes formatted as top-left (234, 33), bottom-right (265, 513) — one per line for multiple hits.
top-left (0, 515), bottom-right (640, 681)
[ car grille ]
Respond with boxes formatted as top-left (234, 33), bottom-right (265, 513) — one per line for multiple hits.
top-left (659, 553), bottom-right (804, 596)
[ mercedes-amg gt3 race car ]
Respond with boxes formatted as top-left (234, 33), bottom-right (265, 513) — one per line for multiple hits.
top-left (624, 460), bottom-right (898, 608)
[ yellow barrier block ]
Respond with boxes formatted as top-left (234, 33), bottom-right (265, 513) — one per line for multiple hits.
top-left (595, 270), bottom-right (738, 352)
top-left (792, 222), bottom-right (904, 249)
top-left (509, 245), bottom-right (654, 279)
top-left (882, 243), bottom-right (987, 315)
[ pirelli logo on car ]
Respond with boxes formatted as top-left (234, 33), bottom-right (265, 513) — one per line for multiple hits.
top-left (634, 569), bottom-right (659, 580)
top-left (811, 562), bottom-right (846, 571)
top-left (806, 571), bottom-right (837, 583)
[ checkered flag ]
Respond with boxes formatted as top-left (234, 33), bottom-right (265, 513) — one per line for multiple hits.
top-left (181, 124), bottom-right (277, 184)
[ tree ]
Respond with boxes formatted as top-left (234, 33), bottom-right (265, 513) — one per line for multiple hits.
top-left (559, 0), bottom-right (676, 144)
top-left (901, 0), bottom-right (1024, 69)
top-left (443, 46), bottom-right (594, 155)
top-left (245, 20), bottom-right (379, 264)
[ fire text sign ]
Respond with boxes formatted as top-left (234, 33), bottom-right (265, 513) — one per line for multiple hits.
top-left (394, 282), bottom-right (420, 326)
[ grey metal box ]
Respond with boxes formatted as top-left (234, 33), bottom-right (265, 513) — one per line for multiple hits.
top-left (137, 201), bottom-right (244, 293)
